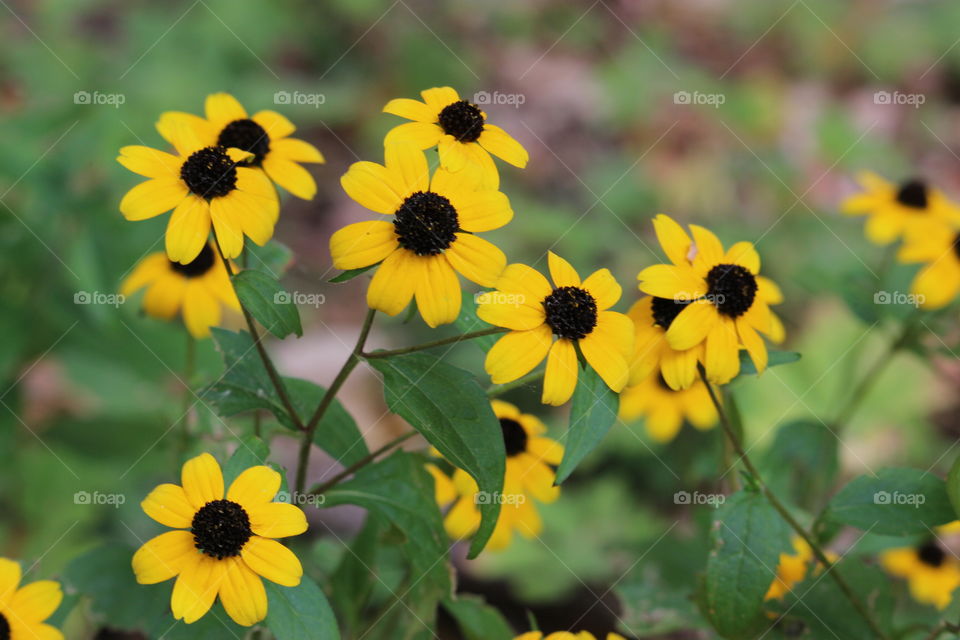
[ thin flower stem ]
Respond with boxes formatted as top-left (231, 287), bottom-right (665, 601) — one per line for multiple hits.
top-left (296, 308), bottom-right (377, 494)
top-left (702, 372), bottom-right (892, 640)
top-left (214, 241), bottom-right (305, 431)
top-left (177, 331), bottom-right (195, 465)
top-left (486, 369), bottom-right (545, 397)
top-left (923, 621), bottom-right (960, 640)
top-left (307, 431), bottom-right (417, 496)
top-left (360, 327), bottom-right (508, 359)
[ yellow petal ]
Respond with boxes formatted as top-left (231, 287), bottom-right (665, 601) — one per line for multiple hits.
top-left (209, 197), bottom-right (245, 260)
top-left (451, 191), bottom-right (513, 233)
top-left (420, 86), bottom-right (460, 108)
top-left (912, 259), bottom-right (960, 310)
top-left (547, 252), bottom-right (580, 287)
top-left (660, 345), bottom-right (699, 390)
top-left (181, 453), bottom-right (224, 509)
top-left (527, 436), bottom-right (564, 466)
top-left (225, 190), bottom-right (275, 248)
top-left (430, 164), bottom-right (483, 195)
top-left (385, 141), bottom-right (430, 193)
top-left (637, 264), bottom-right (706, 301)
top-left (542, 338), bottom-right (579, 406)
top-left (166, 195), bottom-right (211, 264)
top-left (415, 256), bottom-right (461, 327)
top-left (262, 155), bottom-right (317, 200)
top-left (170, 554), bottom-right (223, 624)
top-left (485, 325), bottom-right (553, 384)
top-left (117, 145), bottom-right (182, 178)
top-left (737, 318), bottom-right (767, 375)
top-left (120, 253), bottom-right (170, 296)
top-left (445, 234), bottom-right (506, 287)
top-left (132, 531), bottom-right (197, 585)
top-left (330, 221), bottom-right (398, 270)
top-left (463, 140), bottom-right (501, 190)
top-left (515, 455), bottom-right (559, 503)
top-left (340, 161), bottom-right (405, 215)
top-left (725, 241), bottom-right (760, 274)
top-left (383, 97), bottom-right (438, 122)
top-left (477, 124), bottom-right (528, 168)
top-left (438, 135), bottom-right (469, 172)
top-left (205, 92), bottom-right (247, 128)
top-left (495, 263), bottom-right (552, 301)
top-left (704, 317), bottom-right (740, 384)
top-left (757, 276), bottom-right (783, 304)
top-left (15, 623), bottom-right (62, 640)
top-left (218, 557), bottom-right (267, 627)
top-left (367, 250), bottom-right (418, 316)
top-left (580, 312), bottom-right (632, 392)
top-left (665, 300), bottom-right (717, 351)
top-left (143, 274), bottom-right (186, 320)
top-left (690, 225), bottom-right (725, 271)
top-left (246, 502), bottom-right (308, 539)
top-left (227, 466), bottom-right (281, 507)
top-left (269, 137), bottom-right (324, 164)
top-left (652, 214), bottom-right (692, 266)
top-left (252, 110), bottom-right (296, 139)
top-left (142, 482), bottom-right (195, 528)
top-left (476, 292), bottom-right (545, 331)
top-left (384, 121), bottom-right (444, 149)
top-left (156, 116), bottom-right (205, 157)
top-left (581, 268), bottom-right (621, 310)
top-left (0, 559), bottom-right (21, 601)
top-left (240, 536), bottom-right (303, 587)
top-left (426, 464), bottom-right (458, 506)
top-left (120, 178), bottom-right (188, 221)
top-left (9, 580), bottom-right (61, 623)
top-left (444, 496), bottom-right (480, 540)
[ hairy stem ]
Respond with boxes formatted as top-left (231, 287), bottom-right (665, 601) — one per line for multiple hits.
top-left (360, 327), bottom-right (507, 359)
top-left (308, 431), bottom-right (417, 496)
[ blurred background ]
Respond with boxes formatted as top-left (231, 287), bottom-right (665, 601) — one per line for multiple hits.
top-left (4, 0), bottom-right (960, 637)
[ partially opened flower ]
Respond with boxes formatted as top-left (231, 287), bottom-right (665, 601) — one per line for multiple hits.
top-left (898, 218), bottom-right (960, 309)
top-left (383, 86), bottom-right (528, 188)
top-left (158, 92), bottom-right (324, 200)
top-left (619, 370), bottom-right (716, 443)
top-left (842, 172), bottom-right (960, 245)
top-left (0, 558), bottom-right (63, 640)
top-left (132, 453), bottom-right (307, 626)
top-left (120, 243), bottom-right (240, 338)
top-left (880, 525), bottom-right (960, 610)
top-left (637, 215), bottom-right (784, 385)
top-left (118, 120), bottom-right (279, 264)
top-left (514, 632), bottom-right (626, 640)
top-left (330, 141), bottom-right (512, 327)
top-left (479, 253), bottom-right (634, 406)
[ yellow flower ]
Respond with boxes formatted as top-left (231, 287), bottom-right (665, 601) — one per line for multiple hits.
top-left (330, 141), bottom-right (513, 327)
top-left (898, 218), bottom-right (960, 310)
top-left (0, 558), bottom-right (64, 640)
top-left (842, 172), bottom-right (960, 245)
top-left (514, 632), bottom-right (627, 640)
top-left (881, 530), bottom-right (960, 610)
top-left (383, 86), bottom-right (528, 189)
top-left (132, 453), bottom-right (308, 626)
top-left (637, 215), bottom-right (784, 385)
top-left (158, 93), bottom-right (324, 200)
top-left (120, 243), bottom-right (240, 338)
top-left (619, 370), bottom-right (717, 443)
top-left (430, 401), bottom-right (563, 550)
top-left (118, 120), bottom-right (279, 264)
top-left (478, 253), bottom-right (634, 406)
top-left (627, 295), bottom-right (702, 391)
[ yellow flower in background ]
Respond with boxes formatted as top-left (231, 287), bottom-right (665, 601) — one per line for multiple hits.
top-left (132, 453), bottom-right (307, 626)
top-left (619, 370), bottom-right (717, 443)
top-left (764, 537), bottom-right (836, 601)
top-left (881, 529), bottom-right (960, 610)
top-left (429, 401), bottom-right (563, 550)
top-left (118, 121), bottom-right (279, 264)
top-left (330, 141), bottom-right (513, 327)
top-left (637, 215), bottom-right (783, 385)
top-left (0, 558), bottom-right (64, 640)
top-left (383, 86), bottom-right (528, 189)
top-left (898, 218), bottom-right (960, 310)
top-left (120, 243), bottom-right (240, 338)
top-left (158, 93), bottom-right (325, 200)
top-left (479, 253), bottom-right (634, 406)
top-left (514, 632), bottom-right (627, 640)
top-left (842, 172), bottom-right (960, 245)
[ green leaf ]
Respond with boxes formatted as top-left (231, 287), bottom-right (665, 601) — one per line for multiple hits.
top-left (232, 270), bottom-right (302, 339)
top-left (453, 289), bottom-right (498, 352)
top-left (331, 516), bottom-right (383, 635)
top-left (329, 264), bottom-right (377, 283)
top-left (205, 330), bottom-right (369, 465)
top-left (265, 575), bottom-right (340, 640)
top-left (703, 490), bottom-right (791, 639)
top-left (367, 352), bottom-right (505, 558)
top-left (442, 596), bottom-right (514, 640)
top-left (760, 420), bottom-right (839, 512)
top-left (735, 350), bottom-right (801, 377)
top-left (555, 365), bottom-right (619, 485)
top-left (825, 468), bottom-right (955, 535)
top-left (245, 239), bottom-right (294, 276)
top-left (222, 434), bottom-right (270, 486)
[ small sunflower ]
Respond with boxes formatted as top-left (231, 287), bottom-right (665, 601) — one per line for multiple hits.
top-left (881, 530), bottom-right (960, 610)
top-left (514, 632), bottom-right (627, 640)
top-left (0, 558), bottom-right (63, 640)
top-left (842, 172), bottom-right (960, 245)
top-left (637, 215), bottom-right (784, 385)
top-left (383, 86), bottom-right (528, 189)
top-left (120, 243), bottom-right (240, 338)
top-left (478, 253), bottom-right (634, 406)
top-left (619, 370), bottom-right (717, 443)
top-left (159, 93), bottom-right (324, 200)
top-left (118, 119), bottom-right (279, 264)
top-left (132, 453), bottom-right (308, 626)
top-left (330, 141), bottom-right (513, 327)
top-left (898, 218), bottom-right (960, 310)
top-left (429, 400), bottom-right (563, 550)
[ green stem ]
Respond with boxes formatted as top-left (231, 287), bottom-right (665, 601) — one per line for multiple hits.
top-left (702, 373), bottom-right (892, 640)
top-left (177, 331), bottom-right (196, 465)
top-left (486, 369), bottom-right (545, 397)
top-left (297, 309), bottom-right (376, 494)
top-left (360, 327), bottom-right (507, 359)
top-left (308, 431), bottom-right (416, 496)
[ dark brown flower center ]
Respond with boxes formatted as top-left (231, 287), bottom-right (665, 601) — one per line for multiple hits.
top-left (706, 264), bottom-right (757, 318)
top-left (217, 119), bottom-right (271, 166)
top-left (180, 146), bottom-right (237, 199)
top-left (918, 541), bottom-right (946, 567)
top-left (169, 243), bottom-right (216, 277)
top-left (543, 286), bottom-right (598, 340)
top-left (191, 499), bottom-right (252, 559)
top-left (394, 191), bottom-right (460, 255)
top-left (0, 613), bottom-right (8, 640)
top-left (896, 179), bottom-right (928, 209)
top-left (438, 100), bottom-right (485, 142)
top-left (499, 418), bottom-right (528, 457)
top-left (651, 296), bottom-right (690, 329)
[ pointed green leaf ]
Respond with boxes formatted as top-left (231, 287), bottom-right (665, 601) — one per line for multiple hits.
top-left (555, 365), bottom-right (619, 485)
top-left (232, 270), bottom-right (302, 338)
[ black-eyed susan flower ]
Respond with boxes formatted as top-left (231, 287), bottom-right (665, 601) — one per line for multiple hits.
top-left (514, 632), bottom-right (626, 640)
top-left (899, 218), bottom-right (960, 309)
top-left (118, 120), bottom-right (279, 264)
top-left (479, 253), bottom-right (634, 406)
top-left (430, 401), bottom-right (563, 550)
top-left (159, 93), bottom-right (324, 200)
top-left (330, 141), bottom-right (513, 327)
top-left (764, 537), bottom-right (836, 602)
top-left (880, 523), bottom-right (960, 610)
top-left (842, 172), bottom-right (960, 245)
top-left (0, 558), bottom-right (63, 640)
top-left (120, 243), bottom-right (240, 338)
top-left (132, 453), bottom-right (307, 626)
top-left (637, 215), bottom-right (784, 385)
top-left (383, 87), bottom-right (528, 189)
top-left (619, 370), bottom-right (716, 443)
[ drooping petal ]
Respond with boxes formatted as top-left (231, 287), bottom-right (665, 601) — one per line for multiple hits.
top-left (477, 124), bottom-right (528, 168)
top-left (120, 178), bottom-right (188, 221)
top-left (224, 189), bottom-right (275, 247)
top-left (547, 252), bottom-right (580, 288)
top-left (227, 466), bottom-right (281, 507)
top-left (542, 339), bottom-right (579, 406)
top-left (141, 482), bottom-right (195, 528)
top-left (218, 557), bottom-right (267, 627)
top-left (366, 249), bottom-right (418, 316)
top-left (665, 300), bottom-right (718, 351)
top-left (170, 554), bottom-right (223, 624)
top-left (704, 317), bottom-right (740, 384)
top-left (444, 234), bottom-right (506, 287)
top-left (143, 274), bottom-right (187, 320)
top-left (240, 536), bottom-right (303, 587)
top-left (579, 312), bottom-right (632, 393)
top-left (485, 325), bottom-right (553, 384)
top-left (181, 453), bottom-right (224, 509)
top-left (165, 195), bottom-right (211, 264)
top-left (246, 502), bottom-right (308, 539)
top-left (659, 346), bottom-right (699, 390)
top-left (415, 256), bottom-right (462, 327)
top-left (132, 531), bottom-right (197, 585)
top-left (737, 318), bottom-right (768, 375)
top-left (209, 196), bottom-right (245, 259)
